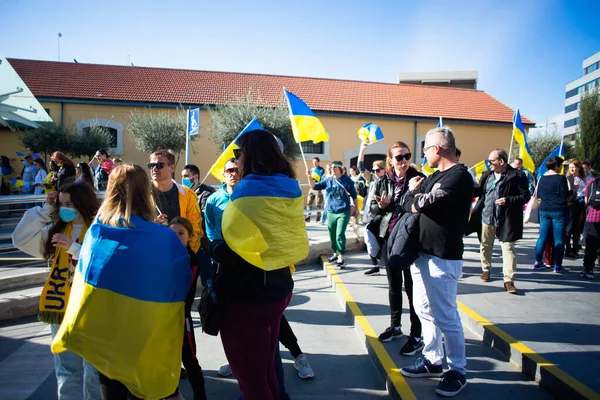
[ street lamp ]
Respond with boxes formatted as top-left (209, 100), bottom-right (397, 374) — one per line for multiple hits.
top-left (58, 33), bottom-right (62, 61)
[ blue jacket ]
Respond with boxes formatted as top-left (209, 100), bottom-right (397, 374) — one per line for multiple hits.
top-left (204, 184), bottom-right (231, 241)
top-left (313, 174), bottom-right (357, 213)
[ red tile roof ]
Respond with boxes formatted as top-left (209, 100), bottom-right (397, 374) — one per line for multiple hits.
top-left (8, 58), bottom-right (533, 125)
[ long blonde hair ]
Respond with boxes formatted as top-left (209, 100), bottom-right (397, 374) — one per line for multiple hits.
top-left (96, 164), bottom-right (156, 227)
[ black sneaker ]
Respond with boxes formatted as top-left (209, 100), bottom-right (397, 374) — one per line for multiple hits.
top-left (364, 267), bottom-right (380, 276)
top-left (400, 336), bottom-right (424, 356)
top-left (580, 271), bottom-right (594, 280)
top-left (378, 326), bottom-right (404, 342)
top-left (400, 357), bottom-right (443, 378)
top-left (436, 370), bottom-right (467, 397)
top-left (328, 253), bottom-right (338, 262)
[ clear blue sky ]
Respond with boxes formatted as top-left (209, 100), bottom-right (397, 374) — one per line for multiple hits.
top-left (2, 0), bottom-right (599, 126)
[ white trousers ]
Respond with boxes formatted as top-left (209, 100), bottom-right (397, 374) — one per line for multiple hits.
top-left (411, 253), bottom-right (467, 375)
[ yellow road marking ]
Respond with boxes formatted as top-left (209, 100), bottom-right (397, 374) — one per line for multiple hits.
top-left (322, 256), bottom-right (417, 400)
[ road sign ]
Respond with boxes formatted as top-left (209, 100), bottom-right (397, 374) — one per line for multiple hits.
top-left (187, 108), bottom-right (199, 136)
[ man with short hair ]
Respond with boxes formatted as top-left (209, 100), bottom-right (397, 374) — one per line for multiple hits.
top-left (182, 164), bottom-right (216, 228)
top-left (583, 160), bottom-right (592, 182)
top-left (511, 157), bottom-right (535, 194)
top-left (306, 157), bottom-right (325, 223)
top-left (399, 126), bottom-right (473, 397)
top-left (94, 149), bottom-right (115, 191)
top-left (149, 149), bottom-right (202, 252)
top-left (471, 149), bottom-right (530, 294)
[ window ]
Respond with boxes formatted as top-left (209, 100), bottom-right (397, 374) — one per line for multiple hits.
top-left (565, 88), bottom-right (578, 99)
top-left (578, 85), bottom-right (586, 94)
top-left (587, 80), bottom-right (596, 91)
top-left (83, 127), bottom-right (118, 148)
top-left (301, 141), bottom-right (324, 154)
top-left (564, 118), bottom-right (580, 128)
top-left (564, 103), bottom-right (579, 113)
top-left (75, 119), bottom-right (124, 155)
top-left (585, 63), bottom-right (597, 75)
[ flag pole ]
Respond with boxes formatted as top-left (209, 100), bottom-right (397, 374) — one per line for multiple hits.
top-left (199, 170), bottom-right (212, 185)
top-left (283, 88), bottom-right (309, 172)
top-left (508, 109), bottom-right (518, 161)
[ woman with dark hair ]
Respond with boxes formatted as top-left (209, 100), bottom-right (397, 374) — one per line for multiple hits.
top-left (212, 129), bottom-right (308, 400)
top-left (368, 141), bottom-right (425, 355)
top-left (76, 162), bottom-right (95, 188)
top-left (51, 151), bottom-right (76, 190)
top-left (534, 156), bottom-right (571, 272)
top-left (565, 159), bottom-right (587, 257)
top-left (12, 182), bottom-right (101, 399)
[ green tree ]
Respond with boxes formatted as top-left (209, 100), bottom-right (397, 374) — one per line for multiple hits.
top-left (575, 88), bottom-right (600, 166)
top-left (69, 123), bottom-right (113, 159)
top-left (127, 108), bottom-right (188, 164)
top-left (19, 122), bottom-right (72, 161)
top-left (207, 90), bottom-right (300, 160)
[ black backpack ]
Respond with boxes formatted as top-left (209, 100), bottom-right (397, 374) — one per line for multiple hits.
top-left (588, 179), bottom-right (600, 210)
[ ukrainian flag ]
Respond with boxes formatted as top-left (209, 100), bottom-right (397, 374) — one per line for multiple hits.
top-left (208, 117), bottom-right (263, 181)
top-left (536, 140), bottom-right (565, 181)
top-left (471, 159), bottom-right (491, 181)
top-left (222, 173), bottom-right (309, 271)
top-left (283, 89), bottom-right (329, 144)
top-left (358, 122), bottom-right (384, 143)
top-left (311, 168), bottom-right (323, 182)
top-left (421, 117), bottom-right (443, 176)
top-left (51, 216), bottom-right (191, 400)
top-left (513, 109), bottom-right (534, 173)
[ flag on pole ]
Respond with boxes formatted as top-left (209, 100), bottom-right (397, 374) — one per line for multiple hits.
top-left (283, 89), bottom-right (329, 144)
top-left (513, 109), bottom-right (535, 173)
top-left (470, 159), bottom-right (491, 181)
top-left (208, 117), bottom-right (263, 182)
top-left (357, 122), bottom-right (384, 143)
top-left (421, 117), bottom-right (443, 175)
top-left (536, 140), bottom-right (565, 181)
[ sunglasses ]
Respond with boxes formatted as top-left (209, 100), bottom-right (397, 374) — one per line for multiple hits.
top-left (487, 159), bottom-right (498, 164)
top-left (225, 167), bottom-right (239, 174)
top-left (372, 168), bottom-right (382, 173)
top-left (233, 149), bottom-right (242, 159)
top-left (394, 153), bottom-right (412, 162)
top-left (147, 162), bottom-right (165, 170)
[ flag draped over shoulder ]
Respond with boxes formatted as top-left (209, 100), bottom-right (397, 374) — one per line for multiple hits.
top-left (283, 89), bottom-right (329, 144)
top-left (51, 216), bottom-right (191, 400)
top-left (222, 174), bottom-right (309, 271)
top-left (357, 122), bottom-right (384, 143)
top-left (513, 109), bottom-right (535, 173)
top-left (208, 117), bottom-right (263, 181)
top-left (470, 159), bottom-right (491, 181)
top-left (536, 140), bottom-right (565, 181)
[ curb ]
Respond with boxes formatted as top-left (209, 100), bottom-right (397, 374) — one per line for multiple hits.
top-left (320, 256), bottom-right (416, 400)
top-left (457, 302), bottom-right (600, 400)
top-left (0, 271), bottom-right (47, 291)
top-left (0, 291), bottom-right (40, 321)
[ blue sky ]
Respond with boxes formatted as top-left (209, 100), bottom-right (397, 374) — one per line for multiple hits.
top-left (2, 0), bottom-right (599, 126)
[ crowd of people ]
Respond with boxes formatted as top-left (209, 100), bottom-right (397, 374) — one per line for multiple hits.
top-left (4, 127), bottom-right (600, 399)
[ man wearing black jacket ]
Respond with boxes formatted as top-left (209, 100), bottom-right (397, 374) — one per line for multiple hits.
top-left (399, 126), bottom-right (473, 397)
top-left (468, 149), bottom-right (530, 294)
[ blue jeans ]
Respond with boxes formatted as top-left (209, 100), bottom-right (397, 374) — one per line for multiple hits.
top-left (535, 210), bottom-right (568, 267)
top-left (320, 211), bottom-right (327, 223)
top-left (50, 324), bottom-right (100, 400)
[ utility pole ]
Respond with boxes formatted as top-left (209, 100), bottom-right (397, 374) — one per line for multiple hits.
top-left (57, 33), bottom-right (62, 61)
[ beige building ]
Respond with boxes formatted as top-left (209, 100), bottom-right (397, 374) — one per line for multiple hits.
top-left (1, 58), bottom-right (533, 186)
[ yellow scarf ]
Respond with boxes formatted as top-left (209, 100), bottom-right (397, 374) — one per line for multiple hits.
top-left (43, 171), bottom-right (56, 194)
top-left (39, 223), bottom-right (88, 324)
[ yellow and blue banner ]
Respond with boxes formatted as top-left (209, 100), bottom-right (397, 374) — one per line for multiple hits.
top-left (470, 159), bottom-right (491, 181)
top-left (283, 89), bottom-right (329, 144)
top-left (311, 168), bottom-right (324, 182)
top-left (51, 216), bottom-right (192, 400)
top-left (358, 122), bottom-right (384, 143)
top-left (421, 117), bottom-right (443, 176)
top-left (222, 174), bottom-right (309, 271)
top-left (208, 117), bottom-right (263, 181)
top-left (513, 109), bottom-right (534, 173)
top-left (536, 140), bottom-right (565, 181)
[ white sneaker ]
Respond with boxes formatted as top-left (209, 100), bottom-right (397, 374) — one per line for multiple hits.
top-left (218, 363), bottom-right (232, 377)
top-left (293, 354), bottom-right (315, 379)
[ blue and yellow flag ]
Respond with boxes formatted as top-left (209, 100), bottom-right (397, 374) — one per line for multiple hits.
top-left (536, 140), bottom-right (565, 181)
top-left (421, 117), bottom-right (443, 176)
top-left (358, 122), bottom-right (384, 143)
top-left (513, 109), bottom-right (534, 173)
top-left (311, 168), bottom-right (324, 182)
top-left (222, 174), bottom-right (309, 270)
top-left (283, 89), bottom-right (329, 144)
top-left (51, 216), bottom-right (191, 400)
top-left (208, 117), bottom-right (263, 181)
top-left (470, 159), bottom-right (491, 181)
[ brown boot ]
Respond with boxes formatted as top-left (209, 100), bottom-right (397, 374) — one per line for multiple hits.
top-left (480, 271), bottom-right (490, 282)
top-left (504, 281), bottom-right (518, 294)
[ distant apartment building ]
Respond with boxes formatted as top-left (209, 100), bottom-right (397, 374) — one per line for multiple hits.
top-left (564, 51), bottom-right (600, 136)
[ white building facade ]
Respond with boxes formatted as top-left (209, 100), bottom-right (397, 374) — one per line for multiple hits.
top-left (564, 51), bottom-right (600, 136)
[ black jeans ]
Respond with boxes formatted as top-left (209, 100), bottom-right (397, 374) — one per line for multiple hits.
top-left (566, 202), bottom-right (585, 253)
top-left (182, 308), bottom-right (207, 400)
top-left (382, 242), bottom-right (422, 337)
top-left (584, 222), bottom-right (600, 273)
top-left (99, 374), bottom-right (141, 400)
top-left (279, 314), bottom-right (302, 359)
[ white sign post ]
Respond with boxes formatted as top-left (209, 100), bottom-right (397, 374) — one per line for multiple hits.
top-left (186, 108), bottom-right (199, 165)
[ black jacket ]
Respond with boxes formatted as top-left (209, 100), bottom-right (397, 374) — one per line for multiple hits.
top-left (386, 212), bottom-right (421, 270)
top-left (368, 167), bottom-right (423, 238)
top-left (56, 165), bottom-right (76, 191)
top-left (210, 239), bottom-right (293, 304)
top-left (468, 166), bottom-right (530, 242)
top-left (195, 184), bottom-right (216, 213)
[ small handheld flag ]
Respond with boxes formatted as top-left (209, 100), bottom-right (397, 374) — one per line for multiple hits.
top-left (536, 140), bottom-right (565, 181)
top-left (311, 168), bottom-right (324, 182)
top-left (358, 122), bottom-right (384, 143)
top-left (421, 117), bottom-right (443, 176)
top-left (283, 89), bottom-right (329, 144)
top-left (512, 109), bottom-right (535, 173)
top-left (470, 159), bottom-right (491, 181)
